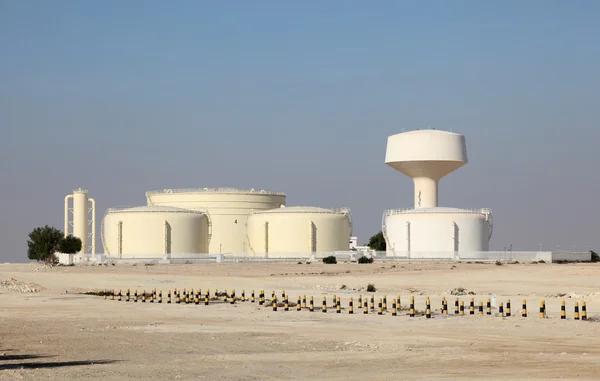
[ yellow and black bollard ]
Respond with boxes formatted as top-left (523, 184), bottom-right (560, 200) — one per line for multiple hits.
top-left (383, 296), bottom-right (387, 311)
top-left (118, 289), bottom-right (122, 302)
top-left (409, 296), bottom-right (415, 317)
top-left (204, 290), bottom-right (209, 306)
top-left (358, 294), bottom-right (362, 309)
top-left (455, 297), bottom-right (459, 314)
top-left (486, 298), bottom-right (492, 315)
top-left (322, 296), bottom-right (327, 313)
top-left (459, 301), bottom-right (465, 315)
top-left (297, 296), bottom-right (301, 311)
top-left (574, 302), bottom-right (580, 320)
top-left (521, 299), bottom-right (527, 317)
top-left (230, 290), bottom-right (235, 305)
top-left (332, 294), bottom-right (336, 309)
top-left (443, 298), bottom-right (448, 315)
top-left (378, 298), bottom-right (383, 315)
top-left (582, 301), bottom-right (587, 320)
top-left (134, 290), bottom-right (138, 302)
top-left (142, 290), bottom-right (146, 303)
top-left (251, 290), bottom-right (255, 303)
top-left (309, 296), bottom-right (314, 312)
top-left (349, 297), bottom-right (354, 314)
top-left (231, 289), bottom-right (236, 300)
top-left (150, 289), bottom-right (154, 303)
top-left (194, 290), bottom-right (199, 305)
top-left (561, 300), bottom-right (566, 319)
top-left (241, 290), bottom-right (246, 302)
top-left (499, 302), bottom-right (504, 316)
top-left (260, 290), bottom-right (265, 305)
top-left (425, 298), bottom-right (431, 318)
top-left (111, 289), bottom-right (115, 301)
top-left (539, 300), bottom-right (545, 319)
top-left (397, 296), bottom-right (401, 311)
top-left (104, 289), bottom-right (107, 300)
top-left (223, 289), bottom-right (228, 302)
top-left (469, 298), bottom-right (474, 315)
top-left (167, 290), bottom-right (171, 304)
top-left (272, 296), bottom-right (277, 312)
top-left (506, 299), bottom-right (511, 316)
top-left (176, 290), bottom-right (180, 304)
top-left (478, 301), bottom-right (484, 315)
top-left (336, 296), bottom-right (341, 314)
top-left (370, 296), bottom-right (375, 311)
top-left (302, 295), bottom-right (307, 309)
top-left (281, 290), bottom-right (285, 301)
top-left (284, 296), bottom-right (289, 311)
top-left (271, 290), bottom-right (275, 300)
top-left (214, 289), bottom-right (218, 298)
top-left (441, 297), bottom-right (446, 312)
top-left (159, 290), bottom-right (163, 304)
top-left (392, 299), bottom-right (397, 316)
top-left (126, 289), bottom-right (130, 302)
top-left (363, 300), bottom-right (368, 314)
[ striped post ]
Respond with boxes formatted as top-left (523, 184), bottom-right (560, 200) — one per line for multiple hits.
top-left (574, 302), bottom-right (580, 320)
top-left (142, 290), bottom-right (146, 303)
top-left (349, 297), bottom-right (354, 314)
top-left (539, 300), bottom-right (545, 319)
top-left (478, 301), bottom-right (484, 315)
top-left (506, 299), bottom-right (511, 316)
top-left (322, 296), bottom-right (327, 313)
top-left (297, 296), bottom-right (302, 311)
top-left (397, 296), bottom-right (401, 312)
top-left (561, 300), bottom-right (566, 319)
top-left (486, 298), bottom-right (491, 315)
top-left (159, 290), bottom-right (163, 304)
top-left (378, 298), bottom-right (383, 315)
top-left (150, 289), bottom-right (154, 303)
top-left (582, 301), bottom-right (587, 320)
top-left (282, 290), bottom-right (285, 300)
top-left (332, 294), bottom-right (337, 309)
top-left (167, 290), bottom-right (171, 304)
top-left (126, 289), bottom-right (130, 302)
top-left (455, 297), bottom-right (459, 314)
top-left (271, 290), bottom-right (275, 300)
top-left (194, 290), bottom-right (199, 305)
top-left (176, 290), bottom-right (180, 304)
top-left (409, 296), bottom-right (415, 317)
top-left (459, 301), bottom-right (465, 315)
top-left (118, 290), bottom-right (122, 302)
top-left (223, 289), bottom-right (228, 302)
top-left (521, 299), bottom-right (527, 318)
top-left (392, 299), bottom-right (397, 316)
top-left (363, 300), bottom-right (368, 314)
top-left (302, 295), bottom-right (307, 309)
top-left (284, 296), bottom-right (289, 311)
top-left (111, 289), bottom-right (114, 301)
top-left (336, 296), bottom-right (341, 314)
top-left (259, 290), bottom-right (264, 305)
top-left (499, 302), bottom-right (504, 315)
top-left (309, 296), bottom-right (314, 312)
top-left (231, 289), bottom-right (236, 300)
top-left (204, 290), bottom-right (209, 305)
top-left (272, 296), bottom-right (277, 312)
top-left (134, 290), bottom-right (138, 303)
top-left (104, 289), bottom-right (107, 300)
top-left (425, 298), bottom-right (431, 318)
top-left (214, 289), bottom-right (218, 298)
top-left (370, 296), bottom-right (375, 311)
top-left (358, 295), bottom-right (362, 309)
top-left (469, 298), bottom-right (474, 315)
top-left (441, 297), bottom-right (446, 312)
top-left (383, 296), bottom-right (387, 311)
top-left (251, 290), bottom-right (255, 303)
top-left (443, 299), bottom-right (448, 315)
top-left (242, 290), bottom-right (246, 302)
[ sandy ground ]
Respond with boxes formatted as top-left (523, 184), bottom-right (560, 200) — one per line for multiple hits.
top-left (1, 261), bottom-right (599, 380)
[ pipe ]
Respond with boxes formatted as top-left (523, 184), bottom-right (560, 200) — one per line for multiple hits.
top-left (88, 198), bottom-right (96, 258)
top-left (413, 177), bottom-right (438, 208)
top-left (117, 221), bottom-right (123, 257)
top-left (405, 221), bottom-right (410, 253)
top-left (64, 194), bottom-right (73, 237)
top-left (264, 221), bottom-right (269, 255)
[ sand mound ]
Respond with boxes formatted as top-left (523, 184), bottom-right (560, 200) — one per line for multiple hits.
top-left (0, 278), bottom-right (45, 293)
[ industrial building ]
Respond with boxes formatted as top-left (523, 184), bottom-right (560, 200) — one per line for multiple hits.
top-left (382, 129), bottom-right (493, 258)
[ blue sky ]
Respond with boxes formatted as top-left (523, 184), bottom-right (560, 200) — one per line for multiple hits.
top-left (1, 1), bottom-right (599, 261)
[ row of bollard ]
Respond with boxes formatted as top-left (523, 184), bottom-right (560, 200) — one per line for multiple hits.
top-left (102, 289), bottom-right (588, 320)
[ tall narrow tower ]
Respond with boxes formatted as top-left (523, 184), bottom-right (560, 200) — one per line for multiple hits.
top-left (64, 188), bottom-right (96, 257)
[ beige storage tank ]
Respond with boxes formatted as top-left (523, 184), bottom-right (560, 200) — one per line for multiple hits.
top-left (101, 206), bottom-right (209, 258)
top-left (246, 206), bottom-right (351, 258)
top-left (145, 188), bottom-right (286, 254)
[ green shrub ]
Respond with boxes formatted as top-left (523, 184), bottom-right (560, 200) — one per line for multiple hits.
top-left (322, 256), bottom-right (337, 264)
top-left (358, 256), bottom-right (374, 264)
top-left (366, 284), bottom-right (376, 292)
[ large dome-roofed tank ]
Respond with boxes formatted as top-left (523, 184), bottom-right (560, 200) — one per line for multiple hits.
top-left (145, 188), bottom-right (286, 254)
top-left (245, 206), bottom-right (352, 258)
top-left (101, 206), bottom-right (209, 258)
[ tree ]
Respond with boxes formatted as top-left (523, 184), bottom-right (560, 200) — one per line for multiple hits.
top-left (368, 231), bottom-right (386, 251)
top-left (27, 225), bottom-right (64, 263)
top-left (57, 235), bottom-right (82, 254)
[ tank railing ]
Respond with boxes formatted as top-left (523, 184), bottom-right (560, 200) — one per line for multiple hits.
top-left (145, 188), bottom-right (287, 196)
top-left (385, 208), bottom-right (492, 216)
top-left (104, 206), bottom-right (207, 214)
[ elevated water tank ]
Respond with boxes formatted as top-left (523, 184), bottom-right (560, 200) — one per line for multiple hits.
top-left (101, 206), bottom-right (209, 258)
top-left (383, 207), bottom-right (493, 258)
top-left (145, 188), bottom-right (286, 254)
top-left (246, 206), bottom-right (351, 257)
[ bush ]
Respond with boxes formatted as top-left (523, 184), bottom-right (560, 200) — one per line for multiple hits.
top-left (366, 284), bottom-right (376, 292)
top-left (358, 256), bottom-right (374, 264)
top-left (591, 251), bottom-right (599, 263)
top-left (322, 256), bottom-right (337, 264)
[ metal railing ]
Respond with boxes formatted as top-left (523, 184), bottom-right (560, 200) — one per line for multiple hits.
top-left (145, 187), bottom-right (286, 196)
top-left (384, 208), bottom-right (492, 216)
top-left (104, 206), bottom-right (206, 214)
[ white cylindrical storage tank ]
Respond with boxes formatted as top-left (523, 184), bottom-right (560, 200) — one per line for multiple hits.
top-left (383, 207), bottom-right (492, 259)
top-left (101, 206), bottom-right (209, 258)
top-left (246, 206), bottom-right (351, 258)
top-left (145, 188), bottom-right (286, 254)
top-left (72, 189), bottom-right (88, 254)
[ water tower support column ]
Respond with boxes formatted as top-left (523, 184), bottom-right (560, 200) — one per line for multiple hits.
top-left (413, 177), bottom-right (438, 208)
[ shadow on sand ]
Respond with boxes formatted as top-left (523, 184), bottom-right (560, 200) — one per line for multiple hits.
top-left (0, 353), bottom-right (119, 370)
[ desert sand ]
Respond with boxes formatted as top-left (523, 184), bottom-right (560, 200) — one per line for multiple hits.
top-left (0, 260), bottom-right (599, 380)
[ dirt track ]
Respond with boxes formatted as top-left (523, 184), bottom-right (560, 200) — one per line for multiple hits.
top-left (1, 261), bottom-right (599, 380)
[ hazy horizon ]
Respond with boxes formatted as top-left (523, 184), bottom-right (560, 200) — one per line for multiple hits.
top-left (2, 1), bottom-right (599, 262)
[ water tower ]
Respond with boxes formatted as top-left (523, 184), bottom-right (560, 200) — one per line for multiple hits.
top-left (64, 188), bottom-right (96, 258)
top-left (382, 130), bottom-right (493, 258)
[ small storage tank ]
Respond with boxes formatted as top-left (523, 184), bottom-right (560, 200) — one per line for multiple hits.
top-left (246, 206), bottom-right (351, 257)
top-left (383, 207), bottom-right (493, 258)
top-left (145, 188), bottom-right (286, 254)
top-left (101, 206), bottom-right (210, 258)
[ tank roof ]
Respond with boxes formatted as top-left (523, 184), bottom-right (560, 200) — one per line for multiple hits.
top-left (385, 207), bottom-right (491, 216)
top-left (254, 206), bottom-right (350, 214)
top-left (145, 187), bottom-right (286, 196)
top-left (105, 205), bottom-right (205, 214)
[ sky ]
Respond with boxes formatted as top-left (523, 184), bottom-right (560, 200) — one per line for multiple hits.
top-left (1, 1), bottom-right (599, 262)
